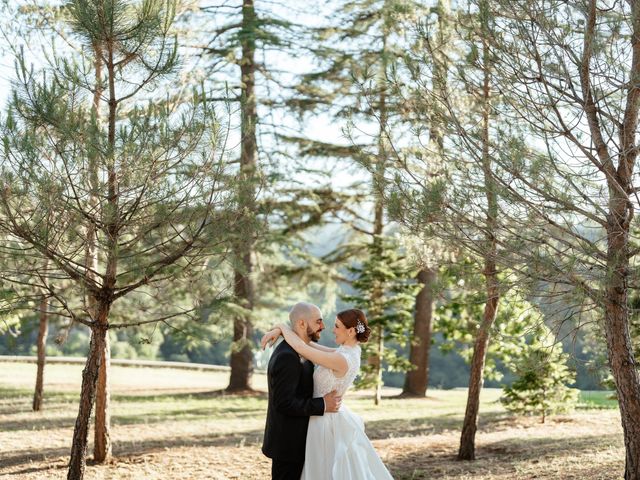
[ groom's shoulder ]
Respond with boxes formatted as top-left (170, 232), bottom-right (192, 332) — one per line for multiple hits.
top-left (270, 340), bottom-right (298, 363)
top-left (268, 342), bottom-right (299, 375)
top-left (273, 339), bottom-right (296, 356)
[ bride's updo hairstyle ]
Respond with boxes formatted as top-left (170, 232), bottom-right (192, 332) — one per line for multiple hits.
top-left (337, 309), bottom-right (371, 343)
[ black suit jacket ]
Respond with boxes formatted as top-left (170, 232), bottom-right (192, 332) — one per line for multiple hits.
top-left (262, 340), bottom-right (325, 462)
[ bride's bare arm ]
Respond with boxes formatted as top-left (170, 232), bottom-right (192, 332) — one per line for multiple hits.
top-left (308, 343), bottom-right (337, 353)
top-left (261, 327), bottom-right (337, 353)
top-left (278, 323), bottom-right (348, 376)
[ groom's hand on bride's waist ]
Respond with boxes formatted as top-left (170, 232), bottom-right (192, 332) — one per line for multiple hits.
top-left (323, 390), bottom-right (342, 413)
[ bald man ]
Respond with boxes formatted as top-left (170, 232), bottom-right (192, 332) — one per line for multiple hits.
top-left (262, 302), bottom-right (341, 480)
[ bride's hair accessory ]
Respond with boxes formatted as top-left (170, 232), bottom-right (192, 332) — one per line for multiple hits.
top-left (355, 320), bottom-right (365, 334)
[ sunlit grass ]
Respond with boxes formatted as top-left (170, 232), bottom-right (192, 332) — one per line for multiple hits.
top-left (577, 390), bottom-right (618, 409)
top-left (0, 361), bottom-right (625, 479)
top-left (0, 361), bottom-right (618, 432)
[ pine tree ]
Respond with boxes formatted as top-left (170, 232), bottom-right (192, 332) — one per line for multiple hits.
top-left (342, 235), bottom-right (418, 405)
top-left (289, 1), bottom-right (430, 395)
top-left (0, 1), bottom-right (241, 478)
top-left (382, 0), bottom-right (504, 458)
top-left (399, 0), bottom-right (453, 399)
top-left (381, 0), bottom-right (518, 459)
top-left (179, 1), bottom-right (358, 390)
top-left (388, 0), bottom-right (640, 471)
top-left (501, 327), bottom-right (579, 423)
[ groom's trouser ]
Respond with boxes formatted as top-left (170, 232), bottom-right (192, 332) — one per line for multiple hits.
top-left (271, 459), bottom-right (304, 480)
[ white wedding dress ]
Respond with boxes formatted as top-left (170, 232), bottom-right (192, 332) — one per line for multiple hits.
top-left (301, 344), bottom-right (394, 479)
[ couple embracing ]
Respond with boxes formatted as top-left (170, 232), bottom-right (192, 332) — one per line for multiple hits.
top-left (261, 302), bottom-right (394, 479)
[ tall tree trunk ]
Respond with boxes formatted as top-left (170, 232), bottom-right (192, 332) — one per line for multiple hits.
top-left (403, 0), bottom-right (449, 399)
top-left (402, 268), bottom-right (435, 397)
top-left (67, 306), bottom-right (110, 480)
top-left (604, 161), bottom-right (640, 480)
top-left (458, 265), bottom-right (498, 460)
top-left (458, 15), bottom-right (498, 460)
top-left (93, 334), bottom-right (111, 462)
top-left (68, 28), bottom-right (119, 475)
top-left (32, 295), bottom-right (48, 411)
top-left (369, 182), bottom-right (385, 404)
top-left (228, 267), bottom-right (255, 391)
top-left (374, 325), bottom-right (384, 406)
top-left (583, 0), bottom-right (640, 475)
top-left (227, 0), bottom-right (257, 392)
top-left (604, 246), bottom-right (640, 479)
top-left (89, 39), bottom-right (111, 463)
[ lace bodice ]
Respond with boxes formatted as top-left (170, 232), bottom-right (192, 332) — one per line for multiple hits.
top-left (313, 344), bottom-right (361, 397)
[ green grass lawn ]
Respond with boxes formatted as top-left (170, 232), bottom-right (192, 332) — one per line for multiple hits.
top-left (0, 362), bottom-right (513, 437)
top-left (0, 360), bottom-right (625, 480)
top-left (577, 390), bottom-right (618, 409)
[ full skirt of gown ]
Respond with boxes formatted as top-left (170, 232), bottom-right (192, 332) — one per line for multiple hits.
top-left (300, 405), bottom-right (394, 479)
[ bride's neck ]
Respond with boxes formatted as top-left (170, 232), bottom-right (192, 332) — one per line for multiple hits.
top-left (342, 338), bottom-right (358, 347)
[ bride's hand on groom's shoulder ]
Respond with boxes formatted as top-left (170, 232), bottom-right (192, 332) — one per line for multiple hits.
top-left (260, 328), bottom-right (281, 350)
top-left (259, 333), bottom-right (273, 350)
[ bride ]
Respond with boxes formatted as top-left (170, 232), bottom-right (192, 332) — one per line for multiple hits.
top-left (261, 308), bottom-right (394, 479)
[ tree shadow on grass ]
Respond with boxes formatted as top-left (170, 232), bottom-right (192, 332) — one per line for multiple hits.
top-left (0, 387), bottom-right (268, 409)
top-left (479, 431), bottom-right (623, 459)
top-left (0, 389), bottom-right (268, 432)
top-left (111, 388), bottom-right (268, 403)
top-left (0, 407), bottom-right (264, 432)
top-left (0, 447), bottom-right (71, 470)
top-left (5, 429), bottom-right (623, 479)
top-left (114, 428), bottom-right (266, 454)
top-left (2, 428), bottom-right (267, 474)
top-left (113, 406), bottom-right (264, 425)
top-left (0, 388), bottom-right (79, 415)
top-left (364, 410), bottom-right (512, 440)
top-left (0, 416), bottom-right (76, 431)
top-left (384, 432), bottom-right (623, 480)
top-left (0, 399), bottom-right (522, 446)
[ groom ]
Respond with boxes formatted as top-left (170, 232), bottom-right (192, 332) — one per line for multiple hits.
top-left (262, 302), bottom-right (341, 480)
